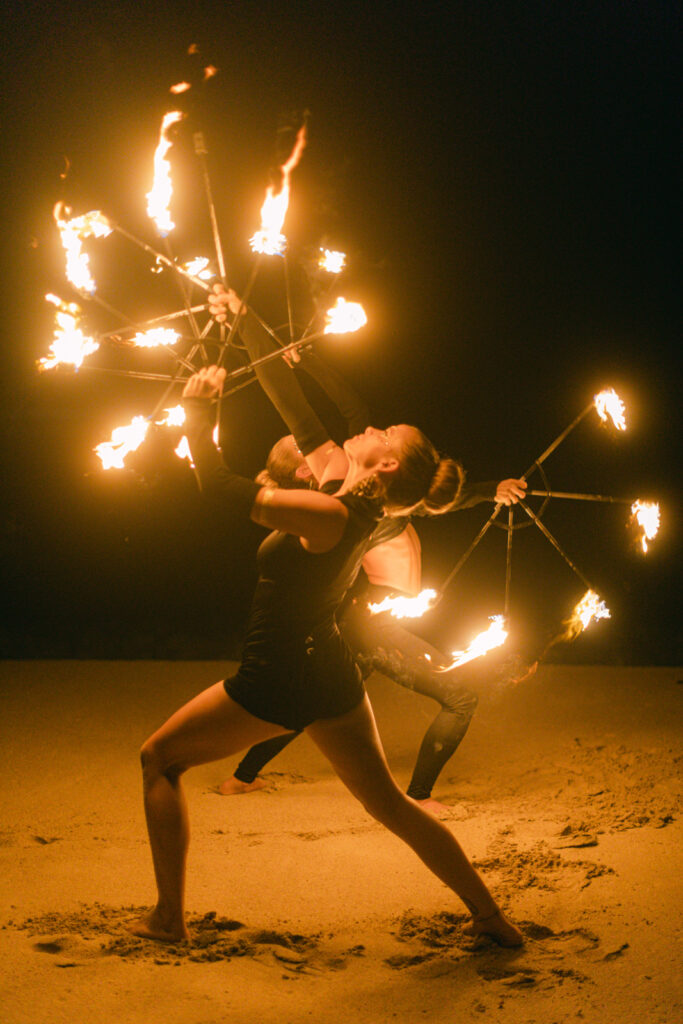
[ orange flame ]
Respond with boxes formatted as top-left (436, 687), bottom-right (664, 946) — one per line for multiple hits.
top-left (38, 294), bottom-right (99, 371)
top-left (158, 405), bottom-right (186, 428)
top-left (53, 204), bottom-right (112, 295)
top-left (563, 589), bottom-right (610, 641)
top-left (182, 256), bottom-right (214, 281)
top-left (94, 416), bottom-right (149, 470)
top-left (319, 248), bottom-right (346, 274)
top-left (594, 388), bottom-right (627, 431)
top-left (324, 297), bottom-right (367, 334)
top-left (174, 421), bottom-right (219, 465)
top-left (250, 123), bottom-right (307, 255)
top-left (95, 403), bottom-right (219, 469)
top-left (368, 588), bottom-right (437, 619)
top-left (437, 615), bottom-right (508, 671)
top-left (631, 500), bottom-right (660, 553)
top-left (132, 328), bottom-right (180, 349)
top-left (146, 111), bottom-right (184, 235)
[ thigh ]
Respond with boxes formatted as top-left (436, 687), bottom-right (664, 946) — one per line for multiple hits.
top-left (305, 695), bottom-right (402, 805)
top-left (145, 681), bottom-right (290, 774)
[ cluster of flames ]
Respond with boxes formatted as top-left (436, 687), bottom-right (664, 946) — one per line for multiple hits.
top-left (43, 110), bottom-right (368, 471)
top-left (368, 589), bottom-right (507, 671)
top-left (93, 404), bottom-right (219, 471)
top-left (40, 90), bottom-right (663, 658)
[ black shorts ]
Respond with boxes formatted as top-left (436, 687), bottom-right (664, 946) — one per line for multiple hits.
top-left (223, 622), bottom-right (365, 732)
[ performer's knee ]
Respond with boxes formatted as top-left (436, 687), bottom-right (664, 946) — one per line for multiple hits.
top-left (442, 686), bottom-right (478, 718)
top-left (140, 735), bottom-right (184, 783)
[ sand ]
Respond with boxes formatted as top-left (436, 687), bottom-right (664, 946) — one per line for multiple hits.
top-left (0, 660), bottom-right (681, 1024)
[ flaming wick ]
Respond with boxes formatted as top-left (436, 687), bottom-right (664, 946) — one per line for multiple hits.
top-left (631, 500), bottom-right (660, 553)
top-left (437, 615), bottom-right (508, 672)
top-left (250, 122), bottom-right (307, 256)
top-left (146, 111), bottom-right (184, 235)
top-left (368, 589), bottom-right (437, 619)
top-left (38, 294), bottom-right (99, 371)
top-left (319, 249), bottom-right (346, 274)
top-left (94, 416), bottom-right (150, 470)
top-left (324, 297), bottom-right (367, 334)
top-left (132, 327), bottom-right (180, 349)
top-left (594, 388), bottom-right (627, 431)
top-left (53, 204), bottom-right (112, 295)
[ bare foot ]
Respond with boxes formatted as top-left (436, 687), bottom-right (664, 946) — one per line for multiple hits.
top-left (127, 908), bottom-right (188, 943)
top-left (464, 909), bottom-right (523, 948)
top-left (218, 775), bottom-right (269, 796)
top-left (414, 797), bottom-right (454, 817)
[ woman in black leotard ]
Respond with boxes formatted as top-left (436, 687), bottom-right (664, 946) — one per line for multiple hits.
top-left (130, 362), bottom-right (522, 949)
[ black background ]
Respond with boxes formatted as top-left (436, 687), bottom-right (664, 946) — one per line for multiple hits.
top-left (1, 1), bottom-right (679, 662)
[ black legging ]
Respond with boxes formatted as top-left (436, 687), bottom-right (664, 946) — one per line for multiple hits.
top-left (234, 583), bottom-right (478, 800)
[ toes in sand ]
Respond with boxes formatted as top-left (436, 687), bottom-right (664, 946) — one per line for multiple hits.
top-left (218, 776), bottom-right (269, 796)
top-left (465, 909), bottom-right (524, 948)
top-left (127, 910), bottom-right (188, 943)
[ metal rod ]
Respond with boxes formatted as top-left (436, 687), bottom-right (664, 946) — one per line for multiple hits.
top-left (220, 326), bottom-right (331, 384)
top-left (86, 293), bottom-right (197, 374)
top-left (504, 505), bottom-right (514, 619)
top-left (110, 221), bottom-right (212, 292)
top-left (518, 499), bottom-right (594, 590)
top-left (523, 402), bottom-right (593, 480)
top-left (301, 273), bottom-right (340, 341)
top-left (215, 257), bottom-right (262, 369)
top-left (78, 365), bottom-right (182, 383)
top-left (435, 504), bottom-right (504, 601)
top-left (162, 236), bottom-right (205, 352)
top-left (284, 253), bottom-right (295, 344)
top-left (98, 304), bottom-right (209, 339)
top-left (193, 131), bottom-right (227, 282)
top-left (148, 340), bottom-right (206, 420)
top-left (527, 489), bottom-right (634, 504)
top-left (86, 291), bottom-right (137, 327)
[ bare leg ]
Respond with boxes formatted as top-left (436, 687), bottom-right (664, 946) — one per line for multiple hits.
top-left (305, 695), bottom-right (522, 947)
top-left (131, 681), bottom-right (289, 941)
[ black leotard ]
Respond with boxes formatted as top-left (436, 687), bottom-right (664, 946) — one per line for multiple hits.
top-left (223, 480), bottom-right (383, 730)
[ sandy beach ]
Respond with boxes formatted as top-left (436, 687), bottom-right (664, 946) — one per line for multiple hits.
top-left (1, 660), bottom-right (681, 1023)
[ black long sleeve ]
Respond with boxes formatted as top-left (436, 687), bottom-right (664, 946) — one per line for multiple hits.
top-left (295, 349), bottom-right (371, 435)
top-left (183, 398), bottom-right (261, 517)
top-left (239, 312), bottom-right (331, 455)
top-left (453, 480), bottom-right (497, 508)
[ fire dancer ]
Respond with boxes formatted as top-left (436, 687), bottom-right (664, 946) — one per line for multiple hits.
top-left (208, 290), bottom-right (526, 808)
top-left (131, 362), bottom-right (522, 948)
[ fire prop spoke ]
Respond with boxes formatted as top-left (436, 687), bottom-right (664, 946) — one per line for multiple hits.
top-left (436, 386), bottom-right (660, 652)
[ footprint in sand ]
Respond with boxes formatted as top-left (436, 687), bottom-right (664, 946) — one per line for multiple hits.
top-left (32, 934), bottom-right (101, 967)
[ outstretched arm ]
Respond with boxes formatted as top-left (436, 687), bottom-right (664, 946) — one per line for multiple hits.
top-left (182, 367), bottom-right (348, 552)
top-left (209, 285), bottom-right (348, 484)
top-left (453, 478), bottom-right (527, 509)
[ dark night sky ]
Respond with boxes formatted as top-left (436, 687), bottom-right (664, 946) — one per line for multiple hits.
top-left (1, 1), bottom-right (680, 662)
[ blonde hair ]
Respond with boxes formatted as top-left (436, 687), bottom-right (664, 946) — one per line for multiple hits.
top-left (381, 428), bottom-right (465, 516)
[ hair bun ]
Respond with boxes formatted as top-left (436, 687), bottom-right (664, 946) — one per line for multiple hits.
top-left (421, 457), bottom-right (466, 515)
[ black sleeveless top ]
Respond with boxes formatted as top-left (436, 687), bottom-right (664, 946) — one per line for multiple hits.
top-left (224, 481), bottom-right (384, 729)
